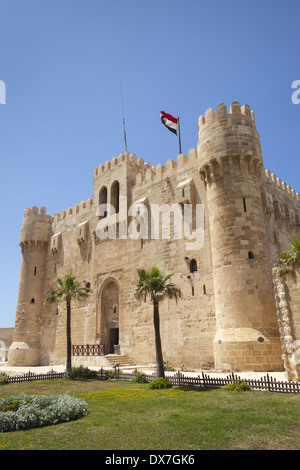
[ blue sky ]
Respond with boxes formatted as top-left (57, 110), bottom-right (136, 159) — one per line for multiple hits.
top-left (0, 0), bottom-right (299, 328)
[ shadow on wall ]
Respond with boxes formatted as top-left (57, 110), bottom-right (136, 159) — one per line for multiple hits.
top-left (0, 328), bottom-right (14, 362)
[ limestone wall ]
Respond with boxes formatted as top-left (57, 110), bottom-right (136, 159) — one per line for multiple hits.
top-left (273, 267), bottom-right (300, 380)
top-left (33, 148), bottom-right (217, 369)
top-left (261, 170), bottom-right (300, 263)
top-left (9, 102), bottom-right (300, 374)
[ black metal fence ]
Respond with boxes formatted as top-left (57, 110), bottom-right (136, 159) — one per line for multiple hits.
top-left (3, 368), bottom-right (300, 393)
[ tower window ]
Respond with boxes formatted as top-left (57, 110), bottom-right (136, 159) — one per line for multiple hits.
top-left (30, 298), bottom-right (35, 304)
top-left (111, 181), bottom-right (120, 214)
top-left (243, 198), bottom-right (247, 212)
top-left (34, 266), bottom-right (37, 276)
top-left (248, 251), bottom-right (254, 260)
top-left (190, 259), bottom-right (197, 272)
top-left (99, 186), bottom-right (108, 219)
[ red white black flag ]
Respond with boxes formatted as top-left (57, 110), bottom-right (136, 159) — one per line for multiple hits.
top-left (160, 111), bottom-right (178, 135)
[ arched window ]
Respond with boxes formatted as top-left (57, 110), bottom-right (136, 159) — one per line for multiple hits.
top-left (111, 181), bottom-right (120, 213)
top-left (190, 259), bottom-right (197, 272)
top-left (248, 251), bottom-right (255, 260)
top-left (99, 186), bottom-right (108, 219)
top-left (30, 298), bottom-right (35, 304)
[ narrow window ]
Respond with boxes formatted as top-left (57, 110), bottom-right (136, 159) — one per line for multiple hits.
top-left (111, 181), bottom-right (120, 214)
top-left (54, 264), bottom-right (56, 274)
top-left (203, 284), bottom-right (206, 295)
top-left (34, 266), bottom-right (37, 276)
top-left (243, 198), bottom-right (247, 212)
top-left (191, 286), bottom-right (194, 296)
top-left (99, 186), bottom-right (108, 219)
top-left (248, 251), bottom-right (254, 260)
top-left (190, 259), bottom-right (197, 272)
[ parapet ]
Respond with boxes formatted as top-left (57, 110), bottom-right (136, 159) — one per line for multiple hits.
top-left (197, 101), bottom-right (262, 175)
top-left (134, 148), bottom-right (198, 188)
top-left (198, 102), bottom-right (256, 137)
top-left (52, 197), bottom-right (93, 223)
top-left (264, 169), bottom-right (300, 203)
top-left (20, 206), bottom-right (52, 248)
top-left (93, 151), bottom-right (141, 177)
top-left (23, 206), bottom-right (51, 220)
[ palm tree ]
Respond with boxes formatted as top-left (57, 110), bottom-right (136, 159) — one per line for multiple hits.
top-left (135, 266), bottom-right (181, 378)
top-left (46, 272), bottom-right (90, 378)
top-left (277, 235), bottom-right (300, 278)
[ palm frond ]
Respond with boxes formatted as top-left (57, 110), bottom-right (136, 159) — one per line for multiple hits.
top-left (46, 271), bottom-right (91, 304)
top-left (135, 266), bottom-right (181, 304)
top-left (276, 235), bottom-right (300, 277)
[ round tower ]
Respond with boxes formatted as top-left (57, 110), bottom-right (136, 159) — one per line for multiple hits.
top-left (198, 102), bottom-right (283, 372)
top-left (8, 206), bottom-right (52, 366)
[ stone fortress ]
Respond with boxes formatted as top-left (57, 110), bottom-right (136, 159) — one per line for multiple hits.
top-left (8, 101), bottom-right (300, 379)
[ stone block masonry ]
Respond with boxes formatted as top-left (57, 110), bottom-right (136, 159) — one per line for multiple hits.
top-left (8, 101), bottom-right (300, 377)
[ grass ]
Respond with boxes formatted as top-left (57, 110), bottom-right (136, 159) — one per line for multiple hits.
top-left (0, 378), bottom-right (299, 450)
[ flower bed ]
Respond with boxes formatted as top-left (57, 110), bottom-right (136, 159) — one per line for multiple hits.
top-left (0, 393), bottom-right (88, 432)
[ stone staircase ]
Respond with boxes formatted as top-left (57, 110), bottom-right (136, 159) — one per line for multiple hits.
top-left (104, 354), bottom-right (138, 369)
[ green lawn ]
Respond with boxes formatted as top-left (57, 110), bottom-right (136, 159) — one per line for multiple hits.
top-left (0, 378), bottom-right (299, 450)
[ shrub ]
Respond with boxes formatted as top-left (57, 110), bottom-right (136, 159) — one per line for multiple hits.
top-left (0, 393), bottom-right (88, 432)
top-left (226, 379), bottom-right (252, 392)
top-left (131, 371), bottom-right (148, 383)
top-left (149, 377), bottom-right (172, 389)
top-left (0, 372), bottom-right (9, 385)
top-left (163, 361), bottom-right (175, 371)
top-left (105, 370), bottom-right (115, 380)
top-left (71, 366), bottom-right (98, 380)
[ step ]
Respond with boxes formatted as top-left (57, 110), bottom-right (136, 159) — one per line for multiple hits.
top-left (105, 354), bottom-right (137, 367)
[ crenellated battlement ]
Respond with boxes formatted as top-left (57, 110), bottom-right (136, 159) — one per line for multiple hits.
top-left (52, 197), bottom-right (93, 223)
top-left (197, 101), bottom-right (262, 180)
top-left (23, 206), bottom-right (52, 221)
top-left (20, 206), bottom-right (52, 248)
top-left (93, 150), bottom-right (145, 178)
top-left (198, 101), bottom-right (256, 135)
top-left (134, 148), bottom-right (198, 188)
top-left (264, 169), bottom-right (300, 202)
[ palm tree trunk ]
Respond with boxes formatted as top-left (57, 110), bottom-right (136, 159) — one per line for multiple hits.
top-left (153, 301), bottom-right (165, 378)
top-left (65, 298), bottom-right (72, 378)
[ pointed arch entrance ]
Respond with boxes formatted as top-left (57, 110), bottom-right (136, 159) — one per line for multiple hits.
top-left (98, 278), bottom-right (120, 354)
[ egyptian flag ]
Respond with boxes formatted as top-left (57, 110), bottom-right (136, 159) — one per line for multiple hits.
top-left (160, 111), bottom-right (178, 135)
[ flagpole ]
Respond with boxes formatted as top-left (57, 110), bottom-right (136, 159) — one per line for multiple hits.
top-left (120, 82), bottom-right (128, 152)
top-left (178, 117), bottom-right (182, 154)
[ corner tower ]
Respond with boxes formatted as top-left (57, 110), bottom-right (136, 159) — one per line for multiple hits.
top-left (198, 102), bottom-right (283, 371)
top-left (8, 206), bottom-right (52, 366)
